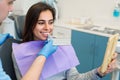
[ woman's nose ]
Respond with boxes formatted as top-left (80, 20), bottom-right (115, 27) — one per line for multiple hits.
top-left (44, 23), bottom-right (50, 29)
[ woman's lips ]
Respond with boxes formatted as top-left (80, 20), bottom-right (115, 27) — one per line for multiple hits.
top-left (41, 32), bottom-right (49, 37)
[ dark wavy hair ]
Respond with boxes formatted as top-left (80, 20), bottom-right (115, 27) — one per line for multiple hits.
top-left (22, 2), bottom-right (56, 42)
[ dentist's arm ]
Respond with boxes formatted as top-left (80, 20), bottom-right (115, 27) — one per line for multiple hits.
top-left (21, 40), bottom-right (58, 80)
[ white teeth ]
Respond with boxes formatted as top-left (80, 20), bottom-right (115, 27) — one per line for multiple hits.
top-left (41, 32), bottom-right (49, 35)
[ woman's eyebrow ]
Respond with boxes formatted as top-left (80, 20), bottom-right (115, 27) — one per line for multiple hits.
top-left (38, 20), bottom-right (44, 21)
top-left (38, 19), bottom-right (53, 21)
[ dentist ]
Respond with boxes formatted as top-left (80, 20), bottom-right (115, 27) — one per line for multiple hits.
top-left (0, 0), bottom-right (15, 79)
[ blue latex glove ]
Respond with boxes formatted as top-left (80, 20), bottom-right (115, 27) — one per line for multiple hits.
top-left (38, 40), bottom-right (58, 58)
top-left (0, 59), bottom-right (11, 80)
top-left (0, 33), bottom-right (13, 45)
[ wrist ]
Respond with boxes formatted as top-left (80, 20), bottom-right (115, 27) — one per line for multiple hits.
top-left (37, 52), bottom-right (48, 58)
top-left (37, 55), bottom-right (47, 61)
top-left (96, 67), bottom-right (105, 78)
top-left (96, 71), bottom-right (104, 78)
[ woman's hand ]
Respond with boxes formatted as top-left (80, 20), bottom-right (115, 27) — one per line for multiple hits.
top-left (97, 53), bottom-right (118, 77)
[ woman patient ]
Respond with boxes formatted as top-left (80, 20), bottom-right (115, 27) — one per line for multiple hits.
top-left (12, 2), bottom-right (117, 80)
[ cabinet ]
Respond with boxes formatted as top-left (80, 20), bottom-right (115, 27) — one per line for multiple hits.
top-left (71, 30), bottom-right (111, 80)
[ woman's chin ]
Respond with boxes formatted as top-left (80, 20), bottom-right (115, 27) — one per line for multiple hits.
top-left (40, 38), bottom-right (47, 41)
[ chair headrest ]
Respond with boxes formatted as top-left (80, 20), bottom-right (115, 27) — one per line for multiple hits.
top-left (9, 15), bottom-right (25, 40)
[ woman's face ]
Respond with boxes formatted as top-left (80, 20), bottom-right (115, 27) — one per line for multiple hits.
top-left (33, 10), bottom-right (54, 41)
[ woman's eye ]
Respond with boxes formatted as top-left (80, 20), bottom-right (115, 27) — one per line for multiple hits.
top-left (49, 21), bottom-right (54, 25)
top-left (38, 22), bottom-right (44, 25)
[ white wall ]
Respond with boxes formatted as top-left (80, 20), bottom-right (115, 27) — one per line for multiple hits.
top-left (13, 0), bottom-right (120, 29)
top-left (57, 0), bottom-right (120, 29)
top-left (59, 0), bottom-right (115, 18)
top-left (13, 0), bottom-right (40, 15)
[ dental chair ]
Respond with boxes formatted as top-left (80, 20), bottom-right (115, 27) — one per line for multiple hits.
top-left (0, 38), bottom-right (21, 80)
top-left (9, 15), bottom-right (25, 40)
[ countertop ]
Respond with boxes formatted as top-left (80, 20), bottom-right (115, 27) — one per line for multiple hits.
top-left (54, 21), bottom-right (120, 38)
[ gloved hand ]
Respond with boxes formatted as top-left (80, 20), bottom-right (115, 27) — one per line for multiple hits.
top-left (38, 40), bottom-right (58, 58)
top-left (0, 33), bottom-right (13, 45)
top-left (0, 59), bottom-right (11, 80)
